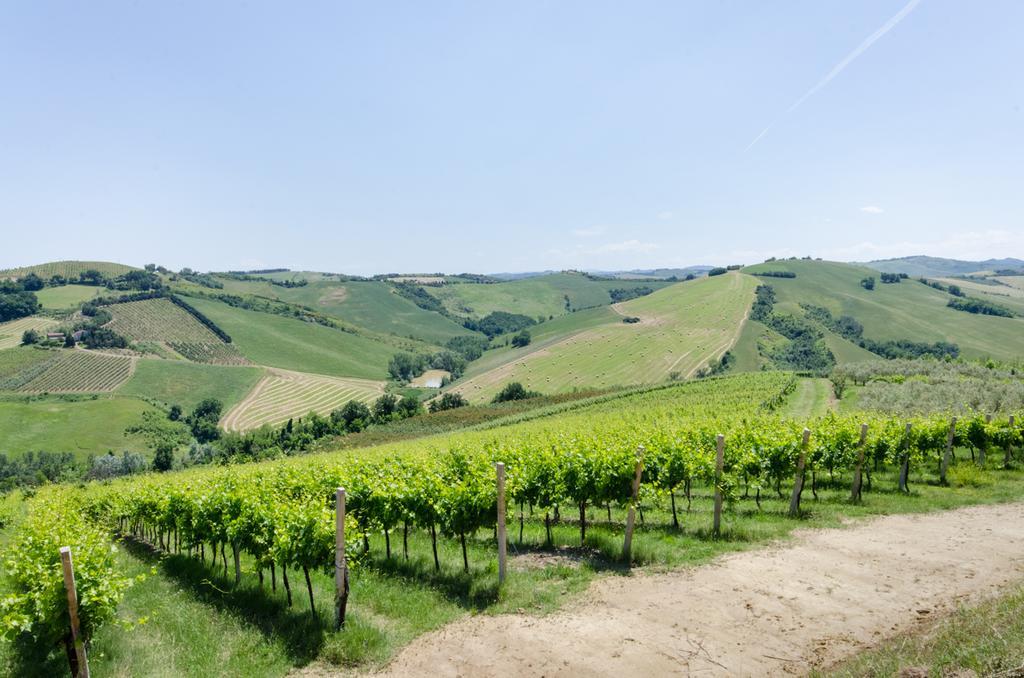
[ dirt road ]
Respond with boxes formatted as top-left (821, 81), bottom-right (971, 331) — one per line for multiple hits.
top-left (379, 502), bottom-right (1024, 676)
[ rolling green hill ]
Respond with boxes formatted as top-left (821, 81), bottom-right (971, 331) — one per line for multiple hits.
top-left (744, 260), bottom-right (1024, 361)
top-left (450, 272), bottom-right (757, 402)
top-left (424, 272), bottom-right (673, 320)
top-left (184, 297), bottom-right (399, 379)
top-left (862, 256), bottom-right (1024, 278)
top-left (208, 277), bottom-right (474, 344)
top-left (33, 284), bottom-right (104, 310)
top-left (119, 359), bottom-right (264, 412)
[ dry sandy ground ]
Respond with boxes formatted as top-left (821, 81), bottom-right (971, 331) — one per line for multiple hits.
top-left (378, 502), bottom-right (1024, 677)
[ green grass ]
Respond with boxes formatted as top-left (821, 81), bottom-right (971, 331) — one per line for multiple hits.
top-left (781, 377), bottom-right (835, 418)
top-left (0, 396), bottom-right (157, 458)
top-left (744, 260), bottom-right (1024, 361)
top-left (0, 316), bottom-right (57, 350)
top-left (184, 297), bottom-right (398, 379)
top-left (427, 272), bottom-right (673, 320)
top-left (212, 278), bottom-right (474, 344)
top-left (727, 318), bottom-right (769, 372)
top-left (0, 347), bottom-right (55, 383)
top-left (33, 284), bottom-right (103, 309)
top-left (450, 272), bottom-right (757, 402)
top-left (120, 360), bottom-right (264, 412)
top-left (823, 581), bottom-right (1024, 677)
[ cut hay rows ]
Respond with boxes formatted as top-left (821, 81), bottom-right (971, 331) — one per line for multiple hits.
top-left (13, 350), bottom-right (134, 393)
top-left (107, 298), bottom-right (222, 343)
top-left (0, 316), bottom-right (58, 350)
top-left (221, 368), bottom-right (386, 432)
top-left (0, 260), bottom-right (137, 280)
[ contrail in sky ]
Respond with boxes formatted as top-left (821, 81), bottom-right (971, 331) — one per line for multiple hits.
top-left (745, 0), bottom-right (924, 151)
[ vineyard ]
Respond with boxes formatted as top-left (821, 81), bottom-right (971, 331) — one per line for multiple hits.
top-left (5, 369), bottom-right (1023, 673)
top-left (220, 368), bottom-right (386, 432)
top-left (0, 260), bottom-right (137, 281)
top-left (0, 316), bottom-right (57, 350)
top-left (7, 350), bottom-right (134, 393)
top-left (166, 341), bottom-right (249, 365)
top-left (106, 298), bottom-right (224, 343)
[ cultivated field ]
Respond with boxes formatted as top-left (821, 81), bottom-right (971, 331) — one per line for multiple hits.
top-left (0, 397), bottom-right (157, 458)
top-left (0, 316), bottom-right (57, 349)
top-left (450, 272), bottom-right (757, 402)
top-left (33, 284), bottom-right (104, 309)
top-left (11, 350), bottom-right (134, 393)
top-left (220, 367), bottom-right (386, 431)
top-left (0, 260), bottom-right (137, 280)
top-left (0, 347), bottom-right (58, 388)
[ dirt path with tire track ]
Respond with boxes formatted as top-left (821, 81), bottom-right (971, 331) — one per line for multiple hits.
top-left (378, 502), bottom-right (1024, 677)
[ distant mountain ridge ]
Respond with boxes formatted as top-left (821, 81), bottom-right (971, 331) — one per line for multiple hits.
top-left (861, 255), bottom-right (1024, 277)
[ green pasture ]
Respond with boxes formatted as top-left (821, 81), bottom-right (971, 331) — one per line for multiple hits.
top-left (120, 359), bottom-right (264, 412)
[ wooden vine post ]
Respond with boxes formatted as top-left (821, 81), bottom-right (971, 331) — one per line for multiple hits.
top-left (940, 416), bottom-right (957, 484)
top-left (1006, 415), bottom-right (1016, 467)
top-left (712, 435), bottom-right (725, 535)
top-left (496, 462), bottom-right (507, 584)
top-left (334, 487), bottom-right (350, 630)
top-left (788, 429), bottom-right (811, 518)
top-left (850, 423), bottom-right (868, 503)
top-left (622, 447), bottom-right (644, 562)
top-left (898, 423), bottom-right (913, 493)
top-left (59, 546), bottom-right (89, 678)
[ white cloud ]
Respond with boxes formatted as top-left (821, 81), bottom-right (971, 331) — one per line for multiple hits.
top-left (571, 226), bottom-right (605, 237)
top-left (860, 205), bottom-right (885, 214)
top-left (657, 211), bottom-right (674, 221)
top-left (586, 240), bottom-right (661, 255)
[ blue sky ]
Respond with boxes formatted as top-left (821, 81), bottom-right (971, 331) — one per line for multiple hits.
top-left (1, 1), bottom-right (1021, 274)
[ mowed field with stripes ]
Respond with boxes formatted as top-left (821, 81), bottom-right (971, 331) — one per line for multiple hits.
top-left (220, 368), bottom-right (386, 432)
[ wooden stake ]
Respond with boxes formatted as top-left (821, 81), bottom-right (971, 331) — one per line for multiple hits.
top-left (59, 547), bottom-right (89, 678)
top-left (850, 423), bottom-right (868, 503)
top-left (898, 423), bottom-right (912, 492)
top-left (940, 417), bottom-right (957, 484)
top-left (622, 448), bottom-right (644, 561)
top-left (713, 435), bottom-right (725, 535)
top-left (496, 463), bottom-right (507, 584)
top-left (788, 429), bottom-right (811, 517)
top-left (335, 488), bottom-right (349, 630)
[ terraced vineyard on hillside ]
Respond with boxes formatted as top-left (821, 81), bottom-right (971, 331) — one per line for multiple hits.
top-left (5, 350), bottom-right (134, 393)
top-left (220, 368), bottom-right (386, 431)
top-left (450, 272), bottom-right (756, 402)
top-left (106, 298), bottom-right (248, 364)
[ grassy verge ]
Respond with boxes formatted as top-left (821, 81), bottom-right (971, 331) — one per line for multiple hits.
top-left (821, 583), bottom-right (1024, 677)
top-left (12, 459), bottom-right (1022, 677)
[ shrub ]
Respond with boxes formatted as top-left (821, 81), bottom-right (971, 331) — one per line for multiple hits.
top-left (492, 382), bottom-right (540, 403)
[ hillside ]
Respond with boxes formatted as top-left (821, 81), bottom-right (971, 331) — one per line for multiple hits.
top-left (863, 255), bottom-right (1024, 277)
top-left (423, 272), bottom-right (674, 319)
top-left (0, 260), bottom-right (138, 280)
top-left (744, 259), bottom-right (1024, 361)
top-left (448, 272), bottom-right (756, 402)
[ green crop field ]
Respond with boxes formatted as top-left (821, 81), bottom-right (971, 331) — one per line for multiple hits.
top-left (184, 297), bottom-right (397, 379)
top-left (744, 260), bottom-right (1024, 361)
top-left (0, 260), bottom-right (138, 280)
top-left (425, 272), bottom-right (673, 319)
top-left (0, 396), bottom-right (157, 458)
top-left (0, 316), bottom-right (57, 349)
top-left (0, 347), bottom-right (58, 387)
top-left (220, 368), bottom-right (386, 432)
top-left (33, 284), bottom-right (104, 309)
top-left (450, 272), bottom-right (757, 402)
top-left (211, 277), bottom-right (474, 344)
top-left (120, 359), bottom-right (264, 412)
top-left (6, 350), bottom-right (135, 393)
